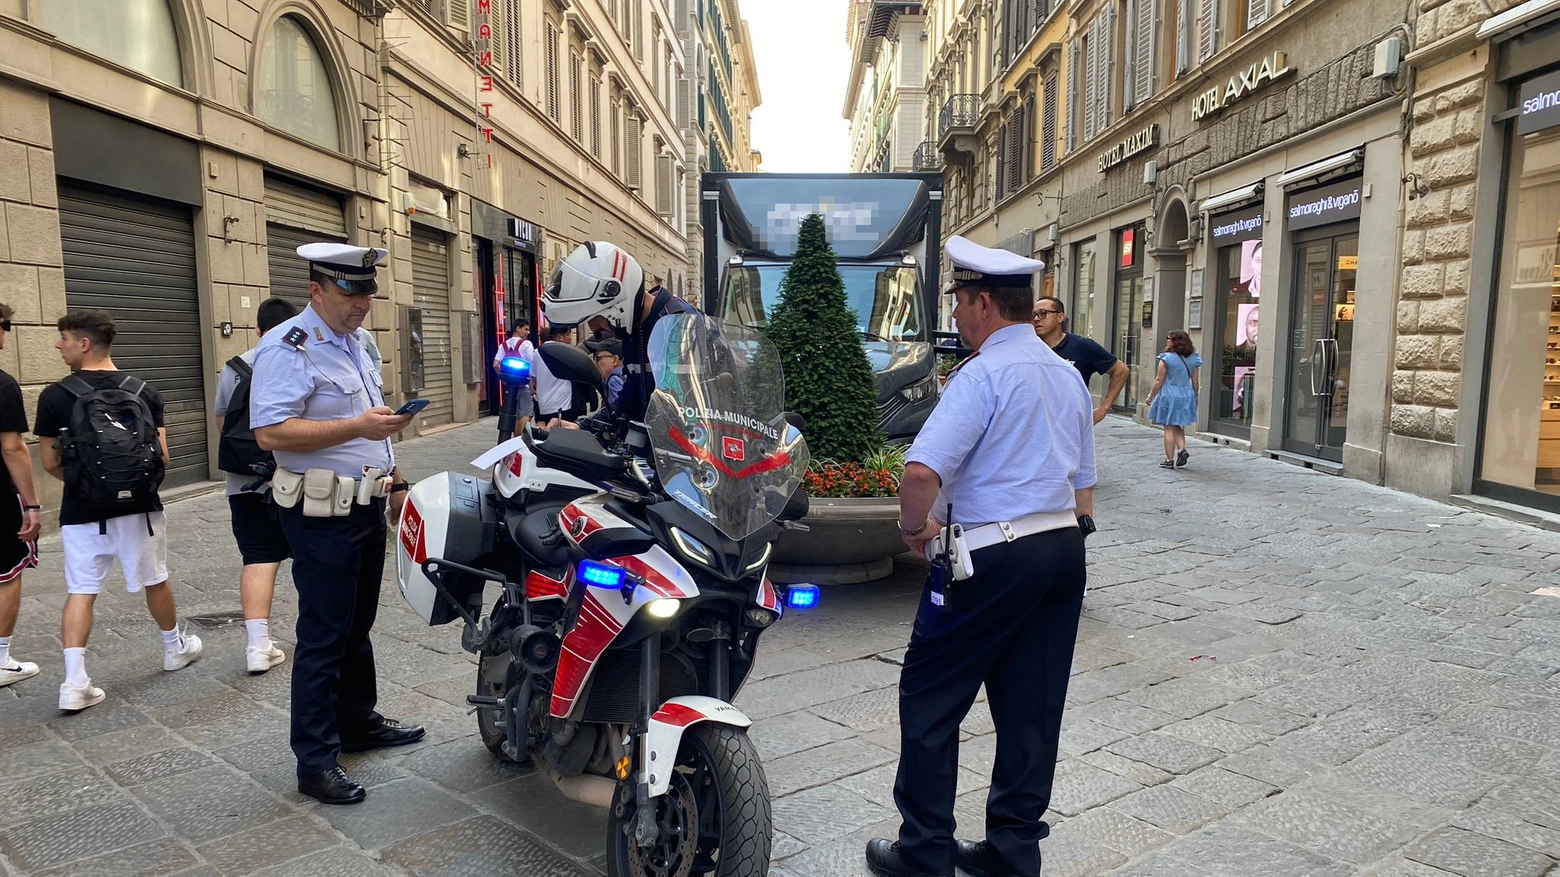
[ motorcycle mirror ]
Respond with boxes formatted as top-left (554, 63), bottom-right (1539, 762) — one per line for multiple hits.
top-left (781, 411), bottom-right (806, 432)
top-left (539, 341), bottom-right (604, 390)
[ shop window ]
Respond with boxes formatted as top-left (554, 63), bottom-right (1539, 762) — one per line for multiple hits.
top-left (1212, 237), bottom-right (1261, 433)
top-left (256, 16), bottom-right (341, 151)
top-left (1481, 109), bottom-right (1560, 503)
top-left (42, 0), bottom-right (184, 87)
top-left (1071, 239), bottom-right (1097, 340)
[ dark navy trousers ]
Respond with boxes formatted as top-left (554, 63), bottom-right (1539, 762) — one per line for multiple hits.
top-left (892, 527), bottom-right (1087, 877)
top-left (278, 500), bottom-right (387, 775)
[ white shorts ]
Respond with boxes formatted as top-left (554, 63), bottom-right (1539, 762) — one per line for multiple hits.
top-left (60, 512), bottom-right (169, 595)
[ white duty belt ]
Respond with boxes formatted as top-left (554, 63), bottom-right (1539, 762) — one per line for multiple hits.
top-left (270, 467), bottom-right (392, 517)
top-left (959, 511), bottom-right (1079, 552)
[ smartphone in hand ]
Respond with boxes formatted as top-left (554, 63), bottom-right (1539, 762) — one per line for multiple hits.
top-left (395, 399), bottom-right (430, 416)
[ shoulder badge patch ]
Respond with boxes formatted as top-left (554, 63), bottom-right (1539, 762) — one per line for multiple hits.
top-left (282, 327), bottom-right (308, 350)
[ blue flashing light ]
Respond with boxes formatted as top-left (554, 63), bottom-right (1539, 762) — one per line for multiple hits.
top-left (785, 585), bottom-right (820, 610)
top-left (578, 560), bottom-right (627, 589)
top-left (499, 356), bottom-right (531, 379)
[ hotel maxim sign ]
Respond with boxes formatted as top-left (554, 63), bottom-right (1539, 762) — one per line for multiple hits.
top-left (1191, 52), bottom-right (1294, 122)
top-left (1098, 125), bottom-right (1159, 173)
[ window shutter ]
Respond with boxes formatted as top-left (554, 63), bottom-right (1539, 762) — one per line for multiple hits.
top-left (1176, 0), bottom-right (1191, 73)
top-left (627, 114), bottom-right (643, 189)
top-left (1066, 39), bottom-right (1079, 151)
top-left (570, 52), bottom-right (583, 141)
top-left (1197, 0), bottom-right (1218, 63)
top-left (489, 0), bottom-right (505, 75)
top-left (505, 0), bottom-right (523, 84)
top-left (635, 3), bottom-right (645, 63)
top-left (1099, 5), bottom-right (1114, 135)
top-left (1022, 95), bottom-right (1035, 183)
top-left (1247, 0), bottom-right (1270, 30)
top-left (546, 23), bottom-right (560, 121)
top-left (678, 75), bottom-right (694, 129)
top-left (591, 76), bottom-right (602, 158)
top-left (611, 98), bottom-right (622, 176)
top-left (446, 0), bottom-right (471, 34)
top-left (1124, 0), bottom-right (1138, 109)
top-left (1137, 0), bottom-right (1157, 103)
top-left (1042, 75), bottom-right (1058, 171)
top-left (995, 119), bottom-right (1008, 201)
top-left (656, 154), bottom-right (674, 215)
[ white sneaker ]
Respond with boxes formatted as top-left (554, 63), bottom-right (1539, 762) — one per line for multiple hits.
top-left (246, 643), bottom-right (285, 674)
top-left (0, 659), bottom-right (40, 687)
top-left (164, 632), bottom-right (203, 671)
top-left (59, 680), bottom-right (106, 711)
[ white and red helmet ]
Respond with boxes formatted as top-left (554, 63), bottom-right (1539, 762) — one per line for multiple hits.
top-left (542, 242), bottom-right (645, 331)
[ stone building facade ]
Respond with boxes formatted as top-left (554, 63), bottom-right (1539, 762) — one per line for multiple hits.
top-left (845, 0), bottom-right (929, 174)
top-left (1393, 0), bottom-right (1560, 516)
top-left (0, 0), bottom-right (736, 519)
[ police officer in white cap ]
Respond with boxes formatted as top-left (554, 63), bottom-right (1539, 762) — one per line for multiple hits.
top-left (866, 236), bottom-right (1097, 877)
top-left (250, 243), bottom-right (424, 805)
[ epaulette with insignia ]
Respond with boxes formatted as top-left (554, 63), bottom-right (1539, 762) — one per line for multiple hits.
top-left (282, 327), bottom-right (308, 350)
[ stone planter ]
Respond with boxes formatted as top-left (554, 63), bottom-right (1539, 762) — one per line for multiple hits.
top-left (769, 496), bottom-right (905, 585)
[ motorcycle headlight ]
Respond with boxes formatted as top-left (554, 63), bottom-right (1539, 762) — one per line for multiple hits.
top-left (647, 598), bottom-right (682, 618)
top-left (670, 527), bottom-right (715, 566)
top-left (742, 543), bottom-right (773, 574)
top-left (744, 608), bottom-right (779, 628)
top-left (901, 375), bottom-right (937, 403)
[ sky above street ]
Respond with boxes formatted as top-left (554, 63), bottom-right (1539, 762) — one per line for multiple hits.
top-left (744, 0), bottom-right (852, 172)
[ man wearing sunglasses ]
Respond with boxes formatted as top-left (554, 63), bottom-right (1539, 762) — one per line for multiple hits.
top-left (1031, 296), bottom-right (1129, 424)
top-left (249, 243), bottom-right (423, 805)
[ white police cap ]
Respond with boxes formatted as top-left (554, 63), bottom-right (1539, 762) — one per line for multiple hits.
top-left (945, 235), bottom-right (1046, 290)
top-left (297, 243), bottom-right (388, 283)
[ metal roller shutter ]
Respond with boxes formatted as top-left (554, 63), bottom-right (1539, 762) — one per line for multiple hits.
top-left (265, 177), bottom-right (346, 311)
top-left (411, 225), bottom-right (453, 427)
top-left (57, 183), bottom-right (209, 488)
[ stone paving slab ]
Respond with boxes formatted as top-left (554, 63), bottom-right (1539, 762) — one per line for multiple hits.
top-left (1, 418), bottom-right (1560, 875)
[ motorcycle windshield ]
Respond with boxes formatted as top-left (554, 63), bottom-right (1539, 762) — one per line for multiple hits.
top-left (646, 314), bottom-right (810, 541)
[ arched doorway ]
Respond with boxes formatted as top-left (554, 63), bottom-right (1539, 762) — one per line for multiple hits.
top-left (1147, 195), bottom-right (1192, 411)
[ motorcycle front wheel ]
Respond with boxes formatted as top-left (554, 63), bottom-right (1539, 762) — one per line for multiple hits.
top-left (606, 724), bottom-right (772, 877)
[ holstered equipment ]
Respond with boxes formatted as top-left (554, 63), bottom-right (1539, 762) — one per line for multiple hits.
top-left (270, 468), bottom-right (393, 517)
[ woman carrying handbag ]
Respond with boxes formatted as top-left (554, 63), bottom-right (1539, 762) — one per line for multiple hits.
top-left (1146, 331), bottom-right (1202, 469)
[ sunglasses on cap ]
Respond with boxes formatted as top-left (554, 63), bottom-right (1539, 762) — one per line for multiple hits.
top-left (327, 278), bottom-right (379, 296)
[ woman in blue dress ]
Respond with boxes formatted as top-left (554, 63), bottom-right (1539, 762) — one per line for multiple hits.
top-left (1147, 330), bottom-right (1202, 469)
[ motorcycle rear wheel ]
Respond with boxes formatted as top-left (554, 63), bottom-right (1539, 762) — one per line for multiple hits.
top-left (606, 724), bottom-right (772, 877)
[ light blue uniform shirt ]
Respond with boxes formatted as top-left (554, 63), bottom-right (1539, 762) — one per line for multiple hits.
top-left (906, 323), bottom-right (1097, 528)
top-left (250, 304), bottom-right (394, 478)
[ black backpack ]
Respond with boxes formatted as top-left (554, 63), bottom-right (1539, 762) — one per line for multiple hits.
top-left (59, 374), bottom-right (165, 507)
top-left (217, 356), bottom-right (271, 476)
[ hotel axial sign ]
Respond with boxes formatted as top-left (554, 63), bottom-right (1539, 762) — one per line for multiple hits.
top-left (1098, 125), bottom-right (1160, 173)
top-left (1191, 52), bottom-right (1294, 122)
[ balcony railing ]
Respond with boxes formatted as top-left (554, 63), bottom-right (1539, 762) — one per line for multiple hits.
top-left (912, 141), bottom-right (941, 171)
top-left (938, 94), bottom-right (980, 140)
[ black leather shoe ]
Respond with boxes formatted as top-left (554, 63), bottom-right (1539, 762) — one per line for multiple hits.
top-left (298, 766), bottom-right (366, 805)
top-left (339, 717), bottom-right (426, 753)
top-left (865, 838), bottom-right (948, 877)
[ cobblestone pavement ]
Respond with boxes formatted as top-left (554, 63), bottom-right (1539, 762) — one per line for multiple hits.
top-left (2, 417), bottom-right (1559, 876)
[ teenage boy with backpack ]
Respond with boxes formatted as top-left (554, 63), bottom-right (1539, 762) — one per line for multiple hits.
top-left (214, 297), bottom-right (297, 674)
top-left (36, 310), bottom-right (202, 712)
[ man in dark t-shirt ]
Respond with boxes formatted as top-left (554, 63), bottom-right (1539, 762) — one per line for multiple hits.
top-left (1033, 296), bottom-right (1130, 423)
top-left (35, 310), bottom-right (202, 712)
top-left (0, 303), bottom-right (42, 689)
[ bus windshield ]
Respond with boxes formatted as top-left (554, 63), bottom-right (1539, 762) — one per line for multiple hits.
top-left (721, 263), bottom-right (925, 342)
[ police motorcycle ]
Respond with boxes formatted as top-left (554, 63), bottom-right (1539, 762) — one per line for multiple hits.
top-left (397, 313), bottom-right (815, 876)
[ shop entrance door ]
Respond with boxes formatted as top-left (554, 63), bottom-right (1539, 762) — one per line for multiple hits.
top-left (1113, 273), bottom-right (1143, 410)
top-left (1283, 233), bottom-right (1358, 461)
